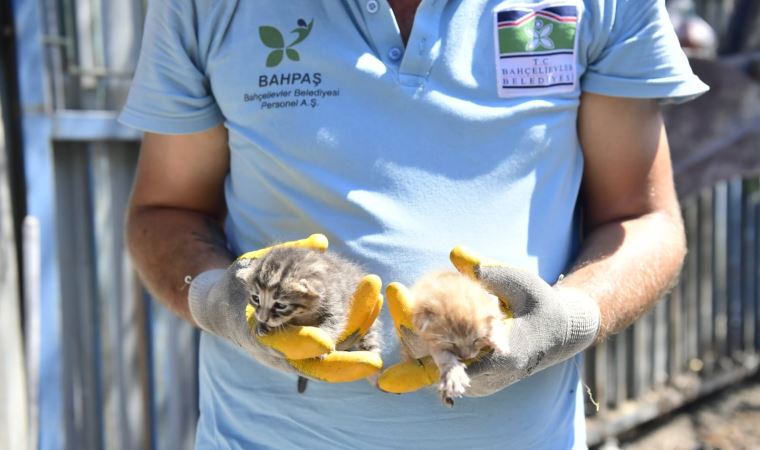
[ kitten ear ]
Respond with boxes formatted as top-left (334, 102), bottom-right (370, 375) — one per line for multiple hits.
top-left (297, 278), bottom-right (325, 298)
top-left (234, 266), bottom-right (256, 285)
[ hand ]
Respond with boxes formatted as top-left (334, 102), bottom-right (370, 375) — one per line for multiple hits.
top-left (189, 234), bottom-right (384, 383)
top-left (378, 246), bottom-right (600, 396)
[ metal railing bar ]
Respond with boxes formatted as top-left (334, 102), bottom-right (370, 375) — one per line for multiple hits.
top-left (713, 182), bottom-right (729, 362)
top-left (50, 110), bottom-right (141, 141)
top-left (684, 198), bottom-right (700, 365)
top-left (741, 191), bottom-right (758, 351)
top-left (698, 188), bottom-right (716, 372)
top-left (652, 300), bottom-right (669, 388)
top-left (727, 179), bottom-right (744, 355)
top-left (669, 275), bottom-right (685, 376)
top-left (66, 66), bottom-right (135, 79)
top-left (41, 36), bottom-right (135, 78)
top-left (754, 201), bottom-right (760, 350)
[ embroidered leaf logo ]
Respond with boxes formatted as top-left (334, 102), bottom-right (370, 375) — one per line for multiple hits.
top-left (259, 19), bottom-right (314, 67)
top-left (267, 49), bottom-right (284, 67)
top-left (259, 26), bottom-right (284, 49)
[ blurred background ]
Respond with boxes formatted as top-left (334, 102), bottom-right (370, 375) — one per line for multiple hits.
top-left (1, 0), bottom-right (759, 449)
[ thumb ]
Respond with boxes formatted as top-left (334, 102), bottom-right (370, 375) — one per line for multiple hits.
top-left (450, 246), bottom-right (551, 314)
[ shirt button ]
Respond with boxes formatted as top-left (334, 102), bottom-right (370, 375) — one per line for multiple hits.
top-left (388, 47), bottom-right (403, 61)
top-left (366, 0), bottom-right (379, 13)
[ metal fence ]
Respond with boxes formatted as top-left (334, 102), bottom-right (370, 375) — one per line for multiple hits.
top-left (585, 179), bottom-right (760, 446)
top-left (11, 0), bottom-right (760, 449)
top-left (50, 143), bottom-right (199, 450)
top-left (16, 0), bottom-right (199, 449)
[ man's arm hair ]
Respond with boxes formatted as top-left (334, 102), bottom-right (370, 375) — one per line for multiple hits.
top-left (125, 125), bottom-right (234, 325)
top-left (558, 92), bottom-right (687, 343)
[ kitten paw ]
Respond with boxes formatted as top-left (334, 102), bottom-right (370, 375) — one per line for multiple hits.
top-left (489, 338), bottom-right (510, 355)
top-left (439, 365), bottom-right (470, 400)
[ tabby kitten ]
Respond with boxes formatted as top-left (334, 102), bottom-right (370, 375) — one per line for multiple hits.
top-left (236, 247), bottom-right (382, 390)
top-left (410, 270), bottom-right (509, 406)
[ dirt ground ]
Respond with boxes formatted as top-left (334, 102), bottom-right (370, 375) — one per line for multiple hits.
top-left (611, 374), bottom-right (760, 450)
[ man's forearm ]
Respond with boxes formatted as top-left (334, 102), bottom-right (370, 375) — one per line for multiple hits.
top-left (557, 209), bottom-right (686, 343)
top-left (126, 206), bottom-right (234, 325)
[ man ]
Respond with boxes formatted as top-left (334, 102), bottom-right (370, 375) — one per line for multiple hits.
top-left (121, 0), bottom-right (707, 448)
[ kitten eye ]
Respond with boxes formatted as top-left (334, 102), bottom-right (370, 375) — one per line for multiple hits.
top-left (249, 294), bottom-right (260, 306)
top-left (273, 302), bottom-right (288, 311)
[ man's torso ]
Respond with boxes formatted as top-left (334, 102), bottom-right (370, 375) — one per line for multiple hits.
top-left (194, 1), bottom-right (589, 448)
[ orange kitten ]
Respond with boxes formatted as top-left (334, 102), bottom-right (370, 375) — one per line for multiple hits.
top-left (410, 270), bottom-right (509, 406)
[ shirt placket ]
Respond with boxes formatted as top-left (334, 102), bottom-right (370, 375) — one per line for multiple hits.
top-left (356, 0), bottom-right (447, 87)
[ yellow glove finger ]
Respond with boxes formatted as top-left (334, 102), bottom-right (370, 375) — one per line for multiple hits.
top-left (377, 356), bottom-right (439, 394)
top-left (378, 283), bottom-right (441, 394)
top-left (288, 351), bottom-right (384, 383)
top-left (449, 245), bottom-right (505, 280)
top-left (237, 233), bottom-right (329, 261)
top-left (246, 304), bottom-right (334, 359)
top-left (377, 348), bottom-right (497, 394)
top-left (338, 275), bottom-right (383, 347)
top-left (385, 282), bottom-right (430, 357)
top-left (450, 246), bottom-right (514, 320)
top-left (386, 282), bottom-right (415, 341)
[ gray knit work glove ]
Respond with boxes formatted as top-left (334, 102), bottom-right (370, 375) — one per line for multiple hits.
top-left (455, 246), bottom-right (601, 396)
top-left (188, 264), bottom-right (293, 372)
top-left (378, 246), bottom-right (600, 397)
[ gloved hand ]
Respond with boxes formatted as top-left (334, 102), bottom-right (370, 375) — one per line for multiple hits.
top-left (189, 234), bottom-right (384, 382)
top-left (378, 246), bottom-right (600, 397)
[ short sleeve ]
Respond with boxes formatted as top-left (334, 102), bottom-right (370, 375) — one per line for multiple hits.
top-left (119, 0), bottom-right (224, 134)
top-left (582, 0), bottom-right (709, 103)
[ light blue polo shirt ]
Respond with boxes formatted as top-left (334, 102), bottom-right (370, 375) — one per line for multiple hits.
top-left (121, 0), bottom-right (707, 448)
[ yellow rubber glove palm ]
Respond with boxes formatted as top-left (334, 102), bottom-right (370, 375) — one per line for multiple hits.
top-left (190, 234), bottom-right (384, 383)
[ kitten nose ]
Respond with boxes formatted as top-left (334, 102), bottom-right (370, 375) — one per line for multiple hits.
top-left (458, 348), bottom-right (479, 361)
